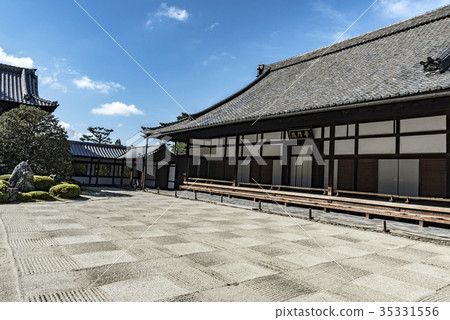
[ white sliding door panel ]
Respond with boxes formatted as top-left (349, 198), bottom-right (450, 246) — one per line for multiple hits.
top-left (378, 159), bottom-right (398, 195)
top-left (398, 159), bottom-right (419, 197)
top-left (272, 160), bottom-right (282, 185)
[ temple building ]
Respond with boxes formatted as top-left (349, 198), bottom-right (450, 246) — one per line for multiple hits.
top-left (0, 63), bottom-right (58, 115)
top-left (69, 140), bottom-right (128, 186)
top-left (69, 140), bottom-right (171, 188)
top-left (144, 6), bottom-right (450, 200)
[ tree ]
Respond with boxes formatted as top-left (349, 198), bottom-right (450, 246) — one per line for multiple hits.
top-left (169, 113), bottom-right (189, 154)
top-left (114, 139), bottom-right (122, 146)
top-left (80, 126), bottom-right (114, 144)
top-left (177, 112), bottom-right (190, 121)
top-left (0, 105), bottom-right (72, 176)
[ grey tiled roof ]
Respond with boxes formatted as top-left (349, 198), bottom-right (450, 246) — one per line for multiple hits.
top-left (144, 5), bottom-right (450, 135)
top-left (70, 141), bottom-right (127, 159)
top-left (117, 143), bottom-right (165, 159)
top-left (0, 63), bottom-right (58, 110)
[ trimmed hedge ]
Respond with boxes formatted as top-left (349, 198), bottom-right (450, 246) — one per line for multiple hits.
top-left (49, 184), bottom-right (81, 199)
top-left (0, 174), bottom-right (10, 181)
top-left (33, 176), bottom-right (55, 191)
top-left (59, 178), bottom-right (82, 188)
top-left (0, 180), bottom-right (9, 202)
top-left (28, 191), bottom-right (52, 200)
top-left (18, 192), bottom-right (33, 202)
top-left (0, 192), bottom-right (8, 202)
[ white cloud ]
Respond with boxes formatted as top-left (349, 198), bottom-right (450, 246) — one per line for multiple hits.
top-left (117, 123), bottom-right (123, 128)
top-left (41, 75), bottom-right (68, 93)
top-left (201, 52), bottom-right (235, 66)
top-left (38, 58), bottom-right (81, 93)
top-left (92, 102), bottom-right (144, 117)
top-left (207, 22), bottom-right (219, 30)
top-left (73, 76), bottom-right (125, 94)
top-left (312, 2), bottom-right (349, 24)
top-left (59, 121), bottom-right (83, 140)
top-left (332, 31), bottom-right (352, 42)
top-left (156, 3), bottom-right (189, 21)
top-left (0, 47), bottom-right (34, 68)
top-left (378, 0), bottom-right (449, 19)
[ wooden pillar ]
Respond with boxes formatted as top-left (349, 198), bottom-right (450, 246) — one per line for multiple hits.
top-left (130, 159), bottom-right (134, 187)
top-left (88, 158), bottom-right (93, 185)
top-left (120, 162), bottom-right (124, 187)
top-left (95, 159), bottom-right (100, 186)
top-left (112, 159), bottom-right (116, 186)
top-left (185, 139), bottom-right (190, 181)
top-left (446, 114), bottom-right (450, 198)
top-left (233, 134), bottom-right (239, 186)
top-left (284, 132), bottom-right (292, 186)
top-left (327, 125), bottom-right (335, 196)
top-left (257, 133), bottom-right (262, 183)
top-left (142, 136), bottom-right (149, 191)
top-left (353, 124), bottom-right (359, 191)
top-left (222, 137), bottom-right (227, 180)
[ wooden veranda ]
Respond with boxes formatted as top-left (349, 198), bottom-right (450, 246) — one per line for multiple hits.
top-left (181, 178), bottom-right (450, 228)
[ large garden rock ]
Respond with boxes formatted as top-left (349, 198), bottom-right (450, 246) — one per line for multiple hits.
top-left (6, 188), bottom-right (18, 202)
top-left (9, 162), bottom-right (35, 192)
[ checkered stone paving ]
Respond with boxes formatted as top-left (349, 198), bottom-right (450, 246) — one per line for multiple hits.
top-left (0, 187), bottom-right (449, 302)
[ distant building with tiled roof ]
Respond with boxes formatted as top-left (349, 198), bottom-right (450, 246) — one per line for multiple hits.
top-left (69, 140), bottom-right (173, 188)
top-left (70, 140), bottom-right (127, 159)
top-left (0, 63), bottom-right (58, 115)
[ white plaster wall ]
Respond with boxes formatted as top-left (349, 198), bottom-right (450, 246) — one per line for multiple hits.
top-left (359, 120), bottom-right (394, 136)
top-left (400, 115), bottom-right (446, 133)
top-left (400, 134), bottom-right (446, 154)
top-left (358, 137), bottom-right (396, 154)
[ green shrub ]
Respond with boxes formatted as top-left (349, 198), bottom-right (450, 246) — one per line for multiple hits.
top-left (0, 192), bottom-right (8, 202)
top-left (0, 174), bottom-right (10, 181)
top-left (0, 181), bottom-right (10, 202)
top-left (0, 182), bottom-right (8, 202)
top-left (49, 184), bottom-right (81, 199)
top-left (28, 191), bottom-right (52, 200)
top-left (0, 180), bottom-right (9, 203)
top-left (33, 176), bottom-right (55, 191)
top-left (59, 178), bottom-right (82, 188)
top-left (18, 192), bottom-right (33, 202)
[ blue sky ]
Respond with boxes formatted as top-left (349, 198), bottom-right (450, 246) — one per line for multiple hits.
top-left (0, 0), bottom-right (448, 143)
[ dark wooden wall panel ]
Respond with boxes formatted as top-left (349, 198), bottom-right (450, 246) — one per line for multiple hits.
top-left (250, 160), bottom-right (261, 183)
top-left (312, 162), bottom-right (323, 188)
top-left (357, 159), bottom-right (378, 193)
top-left (337, 159), bottom-right (354, 191)
top-left (260, 159), bottom-right (273, 184)
top-left (420, 158), bottom-right (446, 198)
top-left (209, 160), bottom-right (224, 180)
top-left (224, 162), bottom-right (236, 181)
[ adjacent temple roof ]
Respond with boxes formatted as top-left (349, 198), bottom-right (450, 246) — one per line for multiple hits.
top-left (0, 63), bottom-right (58, 113)
top-left (117, 143), bottom-right (165, 159)
top-left (70, 141), bottom-right (127, 159)
top-left (143, 5), bottom-right (450, 136)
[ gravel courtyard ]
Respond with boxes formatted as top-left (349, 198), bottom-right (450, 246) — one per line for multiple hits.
top-left (1, 188), bottom-right (449, 302)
